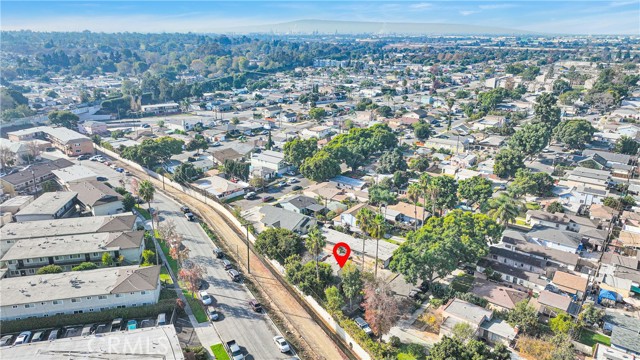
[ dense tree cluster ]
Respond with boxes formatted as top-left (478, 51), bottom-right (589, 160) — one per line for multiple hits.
top-left (120, 136), bottom-right (184, 168)
top-left (255, 228), bottom-right (304, 265)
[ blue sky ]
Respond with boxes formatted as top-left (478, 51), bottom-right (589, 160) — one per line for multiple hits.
top-left (1, 1), bottom-right (639, 35)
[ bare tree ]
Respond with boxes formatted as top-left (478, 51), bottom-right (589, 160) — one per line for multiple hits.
top-left (0, 146), bottom-right (12, 168)
top-left (178, 263), bottom-right (204, 296)
top-left (158, 220), bottom-right (178, 242)
top-left (362, 277), bottom-right (400, 339)
top-left (26, 141), bottom-right (40, 159)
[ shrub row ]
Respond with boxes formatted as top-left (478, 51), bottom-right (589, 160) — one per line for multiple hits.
top-left (337, 314), bottom-right (395, 359)
top-left (0, 299), bottom-right (175, 335)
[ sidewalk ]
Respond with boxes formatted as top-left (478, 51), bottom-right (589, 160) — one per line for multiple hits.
top-left (152, 233), bottom-right (221, 355)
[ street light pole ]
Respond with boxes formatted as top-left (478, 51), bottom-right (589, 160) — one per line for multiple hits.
top-left (31, 169), bottom-right (38, 198)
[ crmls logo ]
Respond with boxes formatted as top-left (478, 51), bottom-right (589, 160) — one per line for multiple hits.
top-left (86, 335), bottom-right (171, 356)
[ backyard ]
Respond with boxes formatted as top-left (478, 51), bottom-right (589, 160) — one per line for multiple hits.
top-left (578, 329), bottom-right (611, 347)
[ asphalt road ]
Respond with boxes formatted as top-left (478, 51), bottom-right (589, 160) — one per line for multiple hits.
top-left (75, 158), bottom-right (295, 360)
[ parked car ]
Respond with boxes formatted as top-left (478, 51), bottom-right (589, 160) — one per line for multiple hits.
top-left (77, 154), bottom-right (91, 160)
top-left (273, 336), bottom-right (291, 353)
top-left (214, 248), bottom-right (225, 259)
top-left (81, 324), bottom-right (94, 336)
top-left (277, 181), bottom-right (287, 188)
top-left (64, 327), bottom-right (82, 338)
top-left (95, 324), bottom-right (110, 334)
top-left (0, 335), bottom-right (13, 347)
top-left (30, 331), bottom-right (45, 343)
top-left (115, 167), bottom-right (125, 173)
top-left (127, 320), bottom-right (138, 330)
top-left (180, 206), bottom-right (190, 213)
top-left (141, 124), bottom-right (151, 128)
top-left (211, 141), bottom-right (222, 147)
top-left (140, 319), bottom-right (155, 328)
top-left (244, 192), bottom-right (257, 200)
top-left (185, 212), bottom-right (195, 221)
top-left (291, 185), bottom-right (302, 191)
top-left (47, 329), bottom-right (60, 341)
top-left (249, 300), bottom-right (263, 312)
top-left (111, 318), bottom-right (123, 332)
top-left (222, 259), bottom-right (233, 270)
top-left (157, 313), bottom-right (167, 326)
top-left (90, 155), bottom-right (102, 161)
top-left (287, 178), bottom-right (299, 184)
top-left (227, 269), bottom-right (241, 282)
top-left (207, 306), bottom-right (220, 321)
top-left (262, 195), bottom-right (274, 202)
top-left (97, 176), bottom-right (108, 182)
top-left (200, 291), bottom-right (213, 305)
top-left (125, 170), bottom-right (132, 176)
top-left (354, 317), bottom-right (373, 336)
top-left (13, 331), bottom-right (31, 345)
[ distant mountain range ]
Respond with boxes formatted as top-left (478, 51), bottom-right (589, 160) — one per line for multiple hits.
top-left (225, 19), bottom-right (533, 35)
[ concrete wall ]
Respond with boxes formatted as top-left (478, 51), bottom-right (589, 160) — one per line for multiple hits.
top-left (92, 200), bottom-right (123, 216)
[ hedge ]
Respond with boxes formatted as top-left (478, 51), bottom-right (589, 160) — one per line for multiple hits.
top-left (0, 299), bottom-right (175, 335)
top-left (337, 314), bottom-right (395, 359)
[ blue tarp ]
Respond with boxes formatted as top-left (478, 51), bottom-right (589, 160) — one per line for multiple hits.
top-left (598, 289), bottom-right (618, 304)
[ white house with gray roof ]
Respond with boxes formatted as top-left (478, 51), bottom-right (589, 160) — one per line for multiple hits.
top-left (14, 191), bottom-right (77, 222)
top-left (0, 265), bottom-right (161, 320)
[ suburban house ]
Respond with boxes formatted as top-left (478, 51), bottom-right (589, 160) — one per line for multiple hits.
top-left (0, 138), bottom-right (29, 166)
top-left (0, 158), bottom-right (74, 195)
top-left (281, 195), bottom-right (326, 216)
top-left (562, 167), bottom-right (610, 192)
top-left (552, 270), bottom-right (588, 300)
top-left (603, 312), bottom-right (640, 356)
top-left (1, 231), bottom-right (145, 277)
top-left (52, 164), bottom-right (99, 185)
top-left (330, 175), bottom-right (367, 191)
top-left (14, 191), bottom-right (77, 222)
top-left (385, 202), bottom-right (428, 228)
top-left (531, 290), bottom-right (581, 317)
top-left (420, 137), bottom-right (469, 154)
top-left (193, 176), bottom-right (247, 201)
top-left (262, 106), bottom-right (281, 118)
top-left (79, 121), bottom-right (108, 135)
top-left (526, 226), bottom-right (584, 254)
top-left (260, 206), bottom-right (316, 234)
top-left (440, 298), bottom-right (517, 346)
top-left (0, 265), bottom-right (161, 320)
top-left (0, 196), bottom-right (34, 215)
top-left (301, 126), bottom-right (332, 139)
top-left (69, 180), bottom-right (124, 216)
top-left (470, 279), bottom-right (529, 312)
top-left (333, 203), bottom-right (372, 231)
top-left (7, 126), bottom-right (94, 157)
top-left (321, 227), bottom-right (397, 268)
top-left (250, 150), bottom-right (289, 180)
top-left (526, 210), bottom-right (599, 232)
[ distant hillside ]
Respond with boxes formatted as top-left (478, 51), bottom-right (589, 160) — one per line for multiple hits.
top-left (225, 19), bottom-right (533, 35)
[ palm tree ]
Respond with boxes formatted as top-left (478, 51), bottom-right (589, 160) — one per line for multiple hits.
top-left (306, 226), bottom-right (326, 281)
top-left (446, 97), bottom-right (455, 130)
top-left (407, 183), bottom-right (422, 231)
top-left (369, 213), bottom-right (388, 278)
top-left (419, 174), bottom-right (431, 223)
top-left (487, 193), bottom-right (523, 227)
top-left (356, 207), bottom-right (375, 271)
top-left (138, 179), bottom-right (157, 263)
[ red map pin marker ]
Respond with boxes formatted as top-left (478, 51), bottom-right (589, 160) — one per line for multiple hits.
top-left (333, 242), bottom-right (351, 268)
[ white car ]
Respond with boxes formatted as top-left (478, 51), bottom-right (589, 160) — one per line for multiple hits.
top-left (13, 331), bottom-right (31, 345)
top-left (199, 291), bottom-right (212, 305)
top-left (287, 178), bottom-right (299, 184)
top-left (273, 336), bottom-right (290, 353)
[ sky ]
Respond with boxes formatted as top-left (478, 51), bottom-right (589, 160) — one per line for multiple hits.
top-left (1, 1), bottom-right (639, 35)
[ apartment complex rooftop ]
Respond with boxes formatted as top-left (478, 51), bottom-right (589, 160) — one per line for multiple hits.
top-left (0, 265), bottom-right (160, 307)
top-left (8, 125), bottom-right (90, 144)
top-left (0, 325), bottom-right (183, 360)
top-left (0, 214), bottom-right (137, 241)
top-left (14, 191), bottom-right (77, 217)
top-left (1, 231), bottom-right (144, 262)
top-left (0, 159), bottom-right (74, 186)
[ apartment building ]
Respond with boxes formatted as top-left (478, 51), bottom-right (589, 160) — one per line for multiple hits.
top-left (1, 231), bottom-right (145, 277)
top-left (0, 158), bottom-right (73, 196)
top-left (7, 126), bottom-right (94, 157)
top-left (13, 191), bottom-right (77, 222)
top-left (0, 265), bottom-right (161, 320)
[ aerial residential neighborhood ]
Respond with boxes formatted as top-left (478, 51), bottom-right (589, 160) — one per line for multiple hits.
top-left (0, 2), bottom-right (639, 360)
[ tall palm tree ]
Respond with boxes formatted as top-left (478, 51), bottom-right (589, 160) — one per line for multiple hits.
top-left (356, 207), bottom-right (375, 271)
top-left (446, 97), bottom-right (456, 130)
top-left (369, 213), bottom-right (388, 278)
top-left (306, 226), bottom-right (326, 281)
top-left (407, 183), bottom-right (422, 231)
top-left (487, 193), bottom-right (523, 227)
top-left (138, 179), bottom-right (157, 263)
top-left (419, 174), bottom-right (431, 223)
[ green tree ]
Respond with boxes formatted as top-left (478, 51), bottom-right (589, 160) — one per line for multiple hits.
top-left (426, 175), bottom-right (458, 215)
top-left (494, 148), bottom-right (525, 179)
top-left (102, 252), bottom-right (114, 266)
top-left (578, 304), bottom-right (604, 325)
top-left (48, 110), bottom-right (79, 130)
top-left (300, 151), bottom-right (341, 182)
top-left (309, 107), bottom-right (326, 121)
top-left (452, 322), bottom-right (475, 343)
top-left (408, 156), bottom-right (430, 171)
top-left (549, 312), bottom-right (575, 335)
top-left (458, 176), bottom-right (493, 207)
top-left (614, 135), bottom-right (639, 155)
top-left (285, 255), bottom-right (333, 298)
top-left (36, 264), bottom-right (63, 274)
top-left (509, 169), bottom-right (554, 197)
top-left (390, 210), bottom-right (501, 285)
top-left (487, 193), bottom-right (523, 226)
top-left (72, 262), bottom-right (98, 271)
top-left (283, 138), bottom-right (318, 167)
top-left (553, 119), bottom-right (596, 149)
top-left (412, 121), bottom-right (432, 140)
top-left (122, 193), bottom-right (136, 212)
top-left (533, 93), bottom-right (561, 128)
top-left (341, 261), bottom-right (363, 308)
top-left (173, 163), bottom-right (203, 184)
top-left (306, 226), bottom-right (327, 281)
top-left (324, 286), bottom-right (344, 315)
top-left (507, 300), bottom-right (539, 335)
top-left (547, 201), bottom-right (564, 214)
top-left (552, 79), bottom-right (572, 95)
top-left (377, 149), bottom-right (407, 174)
top-left (508, 123), bottom-right (551, 156)
top-left (142, 249), bottom-right (156, 266)
top-left (41, 179), bottom-right (61, 193)
top-left (255, 228), bottom-right (304, 265)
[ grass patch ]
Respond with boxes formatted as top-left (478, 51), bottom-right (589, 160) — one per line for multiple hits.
top-left (182, 289), bottom-right (208, 323)
top-left (384, 238), bottom-right (402, 245)
top-left (211, 344), bottom-right (230, 360)
top-left (158, 240), bottom-right (179, 275)
top-left (397, 354), bottom-right (417, 360)
top-left (160, 272), bottom-right (174, 285)
top-left (515, 218), bottom-right (531, 227)
top-left (578, 329), bottom-right (611, 347)
top-left (451, 273), bottom-right (475, 293)
top-left (525, 202), bottom-right (541, 210)
top-left (135, 205), bottom-right (151, 220)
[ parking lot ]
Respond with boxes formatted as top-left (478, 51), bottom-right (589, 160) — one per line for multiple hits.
top-left (232, 175), bottom-right (312, 211)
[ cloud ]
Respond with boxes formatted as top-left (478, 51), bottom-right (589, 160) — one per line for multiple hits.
top-left (410, 2), bottom-right (433, 10)
top-left (478, 4), bottom-right (517, 10)
top-left (609, 0), bottom-right (638, 7)
top-left (459, 10), bottom-right (480, 16)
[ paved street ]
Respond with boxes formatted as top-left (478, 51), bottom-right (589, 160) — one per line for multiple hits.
top-left (75, 158), bottom-right (293, 360)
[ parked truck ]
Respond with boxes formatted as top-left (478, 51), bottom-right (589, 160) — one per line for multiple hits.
top-left (225, 340), bottom-right (244, 360)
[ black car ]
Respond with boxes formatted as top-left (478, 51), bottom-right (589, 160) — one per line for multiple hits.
top-left (249, 300), bottom-right (263, 312)
top-left (291, 185), bottom-right (302, 191)
top-left (77, 154), bottom-right (91, 160)
top-left (181, 206), bottom-right (190, 213)
top-left (214, 248), bottom-right (225, 259)
top-left (97, 176), bottom-right (108, 181)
